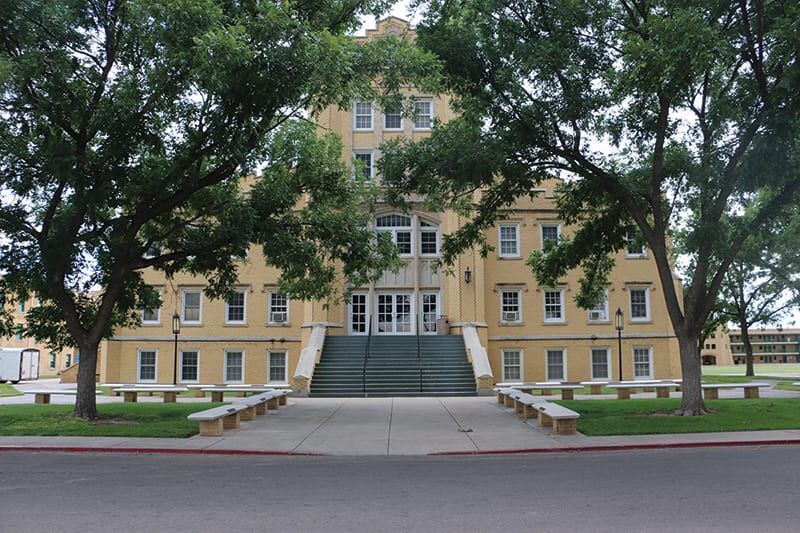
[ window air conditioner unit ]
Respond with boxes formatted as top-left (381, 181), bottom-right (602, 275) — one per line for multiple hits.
top-left (589, 310), bottom-right (604, 321)
top-left (502, 312), bottom-right (518, 322)
top-left (272, 313), bottom-right (287, 323)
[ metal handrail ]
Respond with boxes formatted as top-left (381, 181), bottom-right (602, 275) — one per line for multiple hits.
top-left (416, 313), bottom-right (423, 394)
top-left (362, 316), bottom-right (372, 397)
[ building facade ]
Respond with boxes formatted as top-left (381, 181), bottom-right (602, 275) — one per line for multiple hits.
top-left (729, 328), bottom-right (800, 365)
top-left (100, 18), bottom-right (682, 393)
top-left (701, 327), bottom-right (733, 366)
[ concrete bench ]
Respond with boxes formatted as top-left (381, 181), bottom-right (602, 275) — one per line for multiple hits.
top-left (200, 386), bottom-right (277, 402)
top-left (580, 381), bottom-right (609, 394)
top-left (113, 386), bottom-right (188, 403)
top-left (186, 384), bottom-right (225, 398)
top-left (23, 390), bottom-right (101, 404)
top-left (187, 404), bottom-right (249, 436)
top-left (536, 403), bottom-right (580, 435)
top-left (232, 391), bottom-right (285, 419)
top-left (701, 382), bottom-right (770, 399)
top-left (494, 387), bottom-right (521, 407)
top-left (607, 382), bottom-right (680, 399)
top-left (794, 382), bottom-right (800, 387)
top-left (510, 391), bottom-right (549, 420)
top-left (515, 383), bottom-right (584, 400)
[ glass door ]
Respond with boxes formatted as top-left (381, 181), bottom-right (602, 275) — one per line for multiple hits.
top-left (375, 292), bottom-right (414, 334)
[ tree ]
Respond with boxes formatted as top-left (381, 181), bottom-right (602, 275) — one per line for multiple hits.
top-left (380, 0), bottom-right (800, 414)
top-left (715, 208), bottom-right (800, 375)
top-left (0, 0), bottom-right (408, 418)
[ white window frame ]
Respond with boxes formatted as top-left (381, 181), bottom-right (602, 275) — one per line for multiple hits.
top-left (540, 223), bottom-right (561, 249)
top-left (632, 346), bottom-right (654, 379)
top-left (224, 290), bottom-right (247, 325)
top-left (348, 292), bottom-right (369, 335)
top-left (137, 349), bottom-right (157, 383)
top-left (140, 307), bottom-right (161, 325)
top-left (179, 349), bottom-right (200, 384)
top-left (498, 224), bottom-right (520, 258)
top-left (419, 220), bottom-right (439, 257)
top-left (412, 99), bottom-right (433, 130)
top-left (590, 347), bottom-right (611, 380)
top-left (268, 291), bottom-right (289, 324)
top-left (629, 287), bottom-right (651, 322)
top-left (420, 291), bottom-right (440, 334)
top-left (383, 104), bottom-right (403, 130)
top-left (267, 349), bottom-right (288, 384)
top-left (353, 100), bottom-right (373, 131)
top-left (500, 289), bottom-right (522, 324)
top-left (625, 227), bottom-right (647, 257)
top-left (545, 348), bottom-right (567, 381)
top-left (181, 290), bottom-right (202, 325)
top-left (587, 290), bottom-right (609, 322)
top-left (353, 150), bottom-right (374, 180)
top-left (543, 288), bottom-right (565, 323)
top-left (501, 348), bottom-right (523, 382)
top-left (376, 214), bottom-right (413, 257)
top-left (224, 349), bottom-right (245, 384)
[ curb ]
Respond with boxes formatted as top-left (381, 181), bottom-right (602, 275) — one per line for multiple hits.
top-left (429, 439), bottom-right (800, 455)
top-left (0, 446), bottom-right (325, 456)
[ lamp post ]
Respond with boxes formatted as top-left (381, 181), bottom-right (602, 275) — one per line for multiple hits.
top-left (172, 312), bottom-right (181, 385)
top-left (615, 307), bottom-right (624, 381)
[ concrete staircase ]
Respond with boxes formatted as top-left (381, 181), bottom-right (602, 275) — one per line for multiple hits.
top-left (310, 335), bottom-right (477, 397)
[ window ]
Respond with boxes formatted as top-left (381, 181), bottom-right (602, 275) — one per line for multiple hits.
top-left (546, 349), bottom-right (565, 381)
top-left (541, 224), bottom-right (560, 249)
top-left (543, 289), bottom-right (565, 323)
top-left (268, 350), bottom-right (288, 383)
top-left (225, 291), bottom-right (246, 324)
top-left (625, 227), bottom-right (646, 257)
top-left (180, 350), bottom-right (199, 382)
top-left (711, 343), bottom-right (716, 349)
top-left (224, 350), bottom-right (244, 383)
top-left (500, 289), bottom-right (521, 323)
top-left (421, 292), bottom-right (439, 333)
top-left (15, 325), bottom-right (23, 341)
top-left (137, 350), bottom-right (156, 382)
top-left (354, 101), bottom-right (373, 130)
top-left (419, 220), bottom-right (439, 256)
top-left (591, 347), bottom-right (610, 379)
top-left (17, 301), bottom-right (25, 312)
top-left (633, 347), bottom-right (653, 379)
top-left (141, 307), bottom-right (160, 324)
top-left (350, 293), bottom-right (368, 334)
top-left (269, 292), bottom-right (289, 324)
top-left (413, 100), bottom-right (433, 129)
top-left (498, 224), bottom-right (519, 257)
top-left (587, 291), bottom-right (609, 322)
top-left (629, 287), bottom-right (650, 321)
top-left (49, 352), bottom-right (56, 369)
top-left (65, 353), bottom-right (72, 368)
top-left (353, 151), bottom-right (373, 179)
top-left (384, 104), bottom-right (403, 130)
top-left (376, 214), bottom-right (412, 256)
top-left (502, 349), bottom-right (522, 381)
top-left (182, 291), bottom-right (202, 324)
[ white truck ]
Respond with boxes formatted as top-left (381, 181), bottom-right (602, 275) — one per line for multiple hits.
top-left (0, 348), bottom-right (40, 383)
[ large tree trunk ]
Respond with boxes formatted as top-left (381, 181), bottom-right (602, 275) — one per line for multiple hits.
top-left (72, 341), bottom-right (99, 419)
top-left (676, 332), bottom-right (709, 415)
top-left (740, 322), bottom-right (755, 377)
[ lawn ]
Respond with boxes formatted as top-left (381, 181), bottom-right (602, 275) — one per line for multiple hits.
top-left (0, 402), bottom-right (224, 438)
top-left (702, 363), bottom-right (800, 376)
top-left (0, 383), bottom-right (22, 397)
top-left (556, 398), bottom-right (800, 436)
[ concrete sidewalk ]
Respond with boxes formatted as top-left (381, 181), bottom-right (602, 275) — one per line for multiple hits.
top-left (2, 395), bottom-right (800, 456)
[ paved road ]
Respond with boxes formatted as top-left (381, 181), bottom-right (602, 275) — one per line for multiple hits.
top-left (1, 446), bottom-right (798, 532)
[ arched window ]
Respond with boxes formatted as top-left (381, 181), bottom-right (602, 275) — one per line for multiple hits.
top-left (376, 214), bottom-right (412, 256)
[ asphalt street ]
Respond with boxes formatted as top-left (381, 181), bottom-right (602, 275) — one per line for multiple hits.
top-left (1, 446), bottom-right (798, 532)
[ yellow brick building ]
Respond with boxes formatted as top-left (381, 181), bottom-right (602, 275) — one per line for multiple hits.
top-left (100, 18), bottom-right (681, 394)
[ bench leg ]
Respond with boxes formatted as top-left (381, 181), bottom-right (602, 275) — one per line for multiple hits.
top-left (522, 404), bottom-right (536, 419)
top-left (744, 387), bottom-right (760, 399)
top-left (497, 393), bottom-right (504, 403)
top-left (540, 389), bottom-right (552, 396)
top-left (503, 395), bottom-right (513, 407)
top-left (163, 392), bottom-right (177, 403)
top-left (514, 400), bottom-right (523, 414)
top-left (562, 389), bottom-right (574, 400)
top-left (590, 385), bottom-right (602, 395)
top-left (537, 411), bottom-right (553, 428)
top-left (35, 394), bottom-right (50, 404)
top-left (112, 391), bottom-right (121, 397)
top-left (616, 389), bottom-right (630, 400)
top-left (240, 406), bottom-right (256, 421)
top-left (198, 419), bottom-right (224, 437)
top-left (211, 391), bottom-right (224, 402)
top-left (643, 387), bottom-right (654, 393)
top-left (255, 402), bottom-right (267, 415)
top-left (267, 398), bottom-right (279, 410)
top-left (553, 418), bottom-right (577, 435)
top-left (124, 391), bottom-right (138, 403)
top-left (703, 388), bottom-right (718, 400)
top-left (194, 389), bottom-right (206, 398)
top-left (236, 391), bottom-right (247, 397)
top-left (279, 395), bottom-right (287, 406)
top-left (656, 388), bottom-right (670, 399)
top-left (223, 412), bottom-right (241, 429)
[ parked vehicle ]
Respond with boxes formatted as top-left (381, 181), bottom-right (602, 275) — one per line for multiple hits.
top-left (0, 348), bottom-right (40, 383)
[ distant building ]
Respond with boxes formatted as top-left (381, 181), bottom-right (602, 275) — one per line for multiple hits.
top-left (701, 327), bottom-right (733, 365)
top-left (729, 328), bottom-right (800, 364)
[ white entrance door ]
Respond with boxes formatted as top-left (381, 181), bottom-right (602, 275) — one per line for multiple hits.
top-left (349, 292), bottom-right (369, 335)
top-left (376, 293), bottom-right (413, 334)
top-left (420, 292), bottom-right (439, 334)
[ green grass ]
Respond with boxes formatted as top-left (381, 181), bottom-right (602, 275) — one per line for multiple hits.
top-left (0, 402), bottom-right (225, 438)
top-left (703, 363), bottom-right (800, 376)
top-left (556, 398), bottom-right (800, 436)
top-left (774, 381), bottom-right (800, 392)
top-left (701, 374), bottom-right (797, 384)
top-left (0, 383), bottom-right (22, 397)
